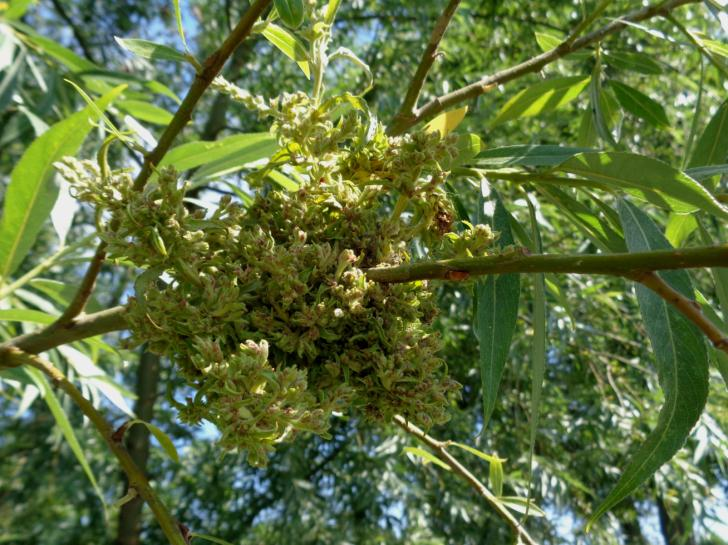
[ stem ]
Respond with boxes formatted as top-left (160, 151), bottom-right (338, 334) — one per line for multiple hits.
top-left (393, 415), bottom-right (539, 545)
top-left (57, 243), bottom-right (107, 325)
top-left (0, 234), bottom-right (95, 301)
top-left (389, 0), bottom-right (700, 135)
top-left (365, 246), bottom-right (728, 282)
top-left (392, 0), bottom-right (462, 127)
top-left (7, 350), bottom-right (187, 545)
top-left (0, 305), bottom-right (128, 359)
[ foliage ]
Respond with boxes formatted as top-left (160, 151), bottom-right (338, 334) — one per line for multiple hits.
top-left (1, 1), bottom-right (728, 544)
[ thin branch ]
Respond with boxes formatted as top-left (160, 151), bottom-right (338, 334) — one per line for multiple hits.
top-left (60, 0), bottom-right (273, 326)
top-left (394, 415), bottom-right (539, 545)
top-left (393, 0), bottom-right (462, 125)
top-left (0, 305), bottom-right (128, 360)
top-left (389, 0), bottom-right (700, 135)
top-left (629, 271), bottom-right (728, 350)
top-left (56, 243), bottom-right (106, 325)
top-left (366, 246), bottom-right (728, 353)
top-left (6, 350), bottom-right (187, 545)
top-left (564, 0), bottom-right (614, 44)
top-left (364, 246), bottom-right (728, 283)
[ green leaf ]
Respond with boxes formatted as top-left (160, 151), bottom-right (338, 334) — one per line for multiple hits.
top-left (24, 366), bottom-right (106, 512)
top-left (3, 0), bottom-right (37, 19)
top-left (665, 213), bottom-right (697, 247)
top-left (450, 442), bottom-right (506, 464)
top-left (610, 81), bottom-right (669, 127)
top-left (117, 99), bottom-right (173, 125)
top-left (526, 197), bottom-right (546, 501)
top-left (492, 76), bottom-right (590, 126)
top-left (190, 533), bottom-right (236, 545)
top-left (588, 200), bottom-right (709, 528)
top-left (160, 133), bottom-right (277, 172)
top-left (403, 446), bottom-right (451, 471)
top-left (557, 152), bottom-right (728, 218)
top-left (498, 497), bottom-right (546, 517)
top-left (688, 98), bottom-right (728, 171)
top-left (476, 190), bottom-right (520, 430)
top-left (477, 145), bottom-right (594, 168)
top-left (127, 419), bottom-right (180, 463)
top-left (0, 85), bottom-right (125, 279)
top-left (18, 27), bottom-right (96, 71)
top-left (260, 22), bottom-right (310, 78)
top-left (603, 51), bottom-right (662, 75)
top-left (685, 164), bottom-right (728, 180)
top-left (489, 457), bottom-right (505, 497)
top-left (171, 0), bottom-right (188, 50)
top-left (275, 0), bottom-right (304, 29)
top-left (0, 308), bottom-right (56, 323)
top-left (267, 169), bottom-right (299, 191)
top-left (538, 186), bottom-right (625, 252)
top-left (114, 37), bottom-right (189, 64)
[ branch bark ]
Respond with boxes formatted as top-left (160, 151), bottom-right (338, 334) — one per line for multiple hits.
top-left (394, 415), bottom-right (539, 545)
top-left (7, 350), bottom-right (186, 545)
top-left (389, 0), bottom-right (700, 135)
top-left (392, 0), bottom-right (462, 126)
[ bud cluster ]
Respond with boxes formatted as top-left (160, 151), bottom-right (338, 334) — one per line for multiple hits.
top-left (59, 89), bottom-right (496, 466)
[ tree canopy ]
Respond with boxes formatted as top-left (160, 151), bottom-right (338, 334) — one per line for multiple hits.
top-left (1, 1), bottom-right (727, 544)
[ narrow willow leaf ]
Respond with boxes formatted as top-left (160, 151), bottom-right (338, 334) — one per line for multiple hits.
top-left (403, 446), bottom-right (451, 471)
top-left (268, 169), bottom-right (299, 191)
top-left (557, 152), bottom-right (728, 219)
top-left (18, 27), bottom-right (96, 71)
top-left (160, 133), bottom-right (277, 172)
top-left (665, 213), bottom-right (697, 247)
top-left (24, 366), bottom-right (107, 512)
top-left (189, 533), bottom-right (236, 545)
top-left (260, 23), bottom-right (310, 78)
top-left (128, 419), bottom-right (180, 463)
top-left (117, 99), bottom-right (173, 125)
top-left (526, 198), bottom-right (546, 499)
top-left (3, 0), bottom-right (37, 19)
top-left (588, 200), bottom-right (709, 528)
top-left (476, 190), bottom-right (520, 430)
top-left (443, 133), bottom-right (481, 169)
top-left (589, 66), bottom-right (621, 147)
top-left (0, 85), bottom-right (124, 279)
top-left (610, 81), bottom-right (669, 127)
top-left (492, 76), bottom-right (590, 126)
top-left (688, 98), bottom-right (728, 171)
top-left (0, 308), bottom-right (56, 323)
top-left (275, 0), bottom-right (304, 28)
top-left (498, 497), bottom-right (546, 517)
top-left (489, 457), bottom-right (505, 497)
top-left (171, 0), bottom-right (188, 50)
top-left (476, 145), bottom-right (594, 168)
top-left (538, 186), bottom-right (625, 252)
top-left (450, 441), bottom-right (506, 464)
top-left (424, 105), bottom-right (468, 136)
top-left (114, 37), bottom-right (189, 64)
top-left (603, 51), bottom-right (662, 75)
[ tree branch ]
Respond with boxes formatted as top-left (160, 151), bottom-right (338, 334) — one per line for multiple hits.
top-left (365, 246), bottom-right (728, 283)
top-left (389, 0), bottom-right (700, 135)
top-left (394, 415), bottom-right (539, 545)
top-left (392, 0), bottom-right (462, 126)
top-left (6, 350), bottom-right (187, 545)
top-left (0, 305), bottom-right (127, 359)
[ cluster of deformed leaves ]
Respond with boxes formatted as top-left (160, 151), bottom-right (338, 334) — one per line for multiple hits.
top-left (56, 88), bottom-right (490, 466)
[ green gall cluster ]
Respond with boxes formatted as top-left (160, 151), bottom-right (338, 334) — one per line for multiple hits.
top-left (59, 88), bottom-right (498, 466)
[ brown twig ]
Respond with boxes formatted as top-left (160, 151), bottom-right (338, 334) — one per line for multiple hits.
top-left (389, 0), bottom-right (700, 135)
top-left (392, 0), bottom-right (462, 127)
top-left (56, 243), bottom-right (107, 325)
top-left (394, 415), bottom-right (539, 545)
top-left (630, 271), bottom-right (728, 350)
top-left (7, 349), bottom-right (187, 545)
